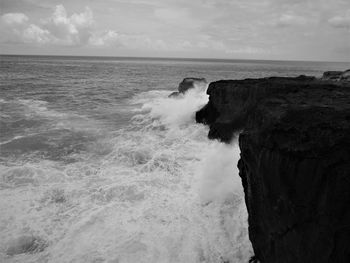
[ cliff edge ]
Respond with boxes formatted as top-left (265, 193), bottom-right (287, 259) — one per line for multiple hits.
top-left (196, 73), bottom-right (350, 262)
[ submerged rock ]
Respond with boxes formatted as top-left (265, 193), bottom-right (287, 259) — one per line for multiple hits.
top-left (168, 77), bottom-right (207, 97)
top-left (196, 72), bottom-right (350, 262)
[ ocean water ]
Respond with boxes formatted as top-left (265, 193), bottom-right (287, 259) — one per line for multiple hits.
top-left (0, 55), bottom-right (349, 263)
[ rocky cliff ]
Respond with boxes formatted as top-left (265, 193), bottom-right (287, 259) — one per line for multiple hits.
top-left (196, 73), bottom-right (350, 263)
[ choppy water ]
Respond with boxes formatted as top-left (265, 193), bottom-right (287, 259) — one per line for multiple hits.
top-left (0, 55), bottom-right (349, 263)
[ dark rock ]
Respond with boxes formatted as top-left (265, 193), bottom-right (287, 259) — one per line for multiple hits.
top-left (322, 69), bottom-right (350, 81)
top-left (178, 77), bottom-right (207, 93)
top-left (322, 71), bottom-right (343, 80)
top-left (196, 75), bottom-right (329, 142)
top-left (295, 75), bottom-right (316, 81)
top-left (169, 77), bottom-right (207, 98)
top-left (168, 91), bottom-right (181, 98)
top-left (195, 101), bottom-right (219, 125)
top-left (208, 122), bottom-right (238, 143)
top-left (340, 69), bottom-right (350, 81)
top-left (196, 73), bottom-right (350, 262)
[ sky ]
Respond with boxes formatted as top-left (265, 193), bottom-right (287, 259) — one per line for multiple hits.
top-left (0, 0), bottom-right (349, 61)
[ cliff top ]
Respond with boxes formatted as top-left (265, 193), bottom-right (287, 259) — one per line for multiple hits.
top-left (196, 72), bottom-right (350, 157)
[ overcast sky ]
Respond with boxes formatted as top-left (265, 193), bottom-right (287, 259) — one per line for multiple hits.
top-left (0, 0), bottom-right (349, 61)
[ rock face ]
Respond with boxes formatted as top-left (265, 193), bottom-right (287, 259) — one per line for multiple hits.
top-left (196, 74), bottom-right (350, 263)
top-left (322, 71), bottom-right (343, 81)
top-left (322, 69), bottom-right (350, 82)
top-left (169, 77), bottom-right (207, 97)
top-left (341, 69), bottom-right (350, 81)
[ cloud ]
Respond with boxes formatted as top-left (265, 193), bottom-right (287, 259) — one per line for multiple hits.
top-left (41, 5), bottom-right (94, 45)
top-left (227, 46), bottom-right (269, 54)
top-left (22, 24), bottom-right (51, 44)
top-left (328, 10), bottom-right (350, 30)
top-left (89, 29), bottom-right (240, 54)
top-left (0, 0), bottom-right (48, 14)
top-left (274, 13), bottom-right (308, 27)
top-left (153, 7), bottom-right (202, 29)
top-left (1, 12), bottom-right (50, 44)
top-left (1, 5), bottom-right (94, 46)
top-left (89, 30), bottom-right (119, 46)
top-left (89, 30), bottom-right (171, 51)
top-left (0, 4), bottom-right (173, 50)
top-left (2, 13), bottom-right (29, 24)
top-left (154, 7), bottom-right (189, 24)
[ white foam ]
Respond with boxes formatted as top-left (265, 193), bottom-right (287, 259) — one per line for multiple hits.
top-left (18, 99), bottom-right (66, 119)
top-left (196, 141), bottom-right (243, 205)
top-left (0, 88), bottom-right (253, 262)
top-left (134, 87), bottom-right (208, 128)
top-left (0, 135), bottom-right (26, 146)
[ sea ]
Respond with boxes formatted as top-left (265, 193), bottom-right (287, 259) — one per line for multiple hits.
top-left (0, 55), bottom-right (349, 263)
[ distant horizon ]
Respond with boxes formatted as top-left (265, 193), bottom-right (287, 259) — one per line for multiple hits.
top-left (2, 53), bottom-right (350, 65)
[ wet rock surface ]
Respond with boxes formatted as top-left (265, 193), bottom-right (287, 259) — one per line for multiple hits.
top-left (196, 72), bottom-right (350, 262)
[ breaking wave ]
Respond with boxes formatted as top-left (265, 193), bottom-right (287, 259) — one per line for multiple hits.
top-left (0, 86), bottom-right (252, 262)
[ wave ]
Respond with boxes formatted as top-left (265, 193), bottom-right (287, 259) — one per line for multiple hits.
top-left (0, 87), bottom-right (252, 262)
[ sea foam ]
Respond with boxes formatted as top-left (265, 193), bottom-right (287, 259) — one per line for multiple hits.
top-left (0, 86), bottom-right (252, 262)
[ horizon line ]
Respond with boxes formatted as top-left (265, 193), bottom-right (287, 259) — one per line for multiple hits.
top-left (1, 53), bottom-right (349, 64)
